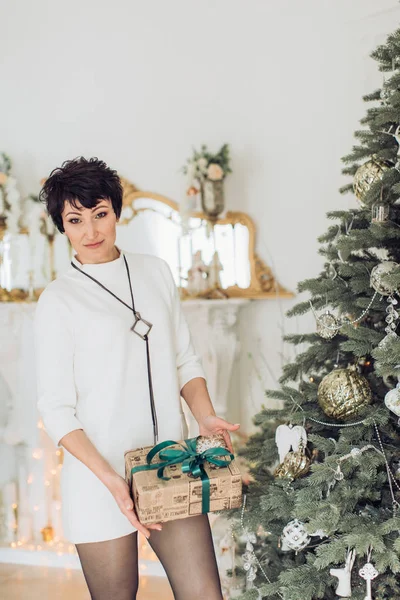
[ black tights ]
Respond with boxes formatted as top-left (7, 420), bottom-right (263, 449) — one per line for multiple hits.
top-left (75, 514), bottom-right (223, 600)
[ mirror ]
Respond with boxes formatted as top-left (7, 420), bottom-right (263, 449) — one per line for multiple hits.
top-left (118, 178), bottom-right (292, 300)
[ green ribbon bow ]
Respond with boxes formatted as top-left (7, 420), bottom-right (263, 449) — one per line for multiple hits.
top-left (130, 437), bottom-right (234, 513)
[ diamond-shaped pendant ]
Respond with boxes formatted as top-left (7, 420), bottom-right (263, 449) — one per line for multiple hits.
top-left (131, 312), bottom-right (153, 339)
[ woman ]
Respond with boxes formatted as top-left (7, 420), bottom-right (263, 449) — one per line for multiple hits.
top-left (33, 156), bottom-right (240, 600)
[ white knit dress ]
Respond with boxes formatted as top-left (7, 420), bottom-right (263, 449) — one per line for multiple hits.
top-left (33, 247), bottom-right (206, 544)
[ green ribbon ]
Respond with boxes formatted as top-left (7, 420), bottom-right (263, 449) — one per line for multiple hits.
top-left (130, 437), bottom-right (234, 513)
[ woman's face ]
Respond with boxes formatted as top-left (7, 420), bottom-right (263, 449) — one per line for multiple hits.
top-left (61, 198), bottom-right (119, 263)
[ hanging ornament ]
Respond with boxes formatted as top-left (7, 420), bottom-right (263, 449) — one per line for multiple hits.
top-left (330, 549), bottom-right (356, 598)
top-left (334, 464), bottom-right (345, 481)
top-left (371, 202), bottom-right (390, 223)
top-left (370, 261), bottom-right (400, 296)
top-left (359, 561), bottom-right (379, 600)
top-left (371, 262), bottom-right (400, 347)
top-left (353, 159), bottom-right (392, 205)
top-left (275, 424), bottom-right (307, 463)
top-left (380, 78), bottom-right (394, 105)
top-left (385, 122), bottom-right (400, 140)
top-left (316, 310), bottom-right (340, 339)
top-left (384, 294), bottom-right (400, 336)
top-left (280, 519), bottom-right (310, 552)
top-left (317, 367), bottom-right (372, 421)
top-left (384, 381), bottom-right (400, 417)
top-left (242, 536), bottom-right (258, 588)
top-left (274, 438), bottom-right (311, 480)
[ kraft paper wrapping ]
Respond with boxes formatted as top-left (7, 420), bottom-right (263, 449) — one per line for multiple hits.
top-left (124, 441), bottom-right (243, 524)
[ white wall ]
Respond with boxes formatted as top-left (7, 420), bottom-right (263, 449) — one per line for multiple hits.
top-left (1, 0), bottom-right (399, 432)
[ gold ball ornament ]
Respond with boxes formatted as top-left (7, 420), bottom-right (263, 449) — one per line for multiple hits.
top-left (317, 368), bottom-right (372, 421)
top-left (353, 159), bottom-right (391, 204)
top-left (274, 448), bottom-right (311, 480)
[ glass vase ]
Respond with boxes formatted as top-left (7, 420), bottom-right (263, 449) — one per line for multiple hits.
top-left (200, 178), bottom-right (225, 219)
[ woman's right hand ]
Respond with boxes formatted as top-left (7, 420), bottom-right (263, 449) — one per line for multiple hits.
top-left (105, 473), bottom-right (163, 539)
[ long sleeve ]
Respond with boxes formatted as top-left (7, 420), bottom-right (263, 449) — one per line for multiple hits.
top-left (33, 288), bottom-right (84, 447)
top-left (160, 259), bottom-right (206, 393)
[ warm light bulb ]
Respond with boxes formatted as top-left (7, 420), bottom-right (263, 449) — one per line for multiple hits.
top-left (56, 450), bottom-right (61, 456)
top-left (11, 542), bottom-right (16, 548)
top-left (33, 505), bottom-right (39, 511)
top-left (12, 503), bottom-right (17, 509)
top-left (32, 449), bottom-right (43, 459)
top-left (51, 469), bottom-right (57, 475)
top-left (27, 475), bottom-right (33, 484)
top-left (37, 420), bottom-right (44, 429)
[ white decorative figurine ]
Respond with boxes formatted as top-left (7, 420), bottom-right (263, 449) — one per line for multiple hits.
top-left (187, 250), bottom-right (209, 295)
top-left (330, 549), bottom-right (356, 597)
top-left (275, 424), bottom-right (307, 463)
top-left (208, 250), bottom-right (223, 288)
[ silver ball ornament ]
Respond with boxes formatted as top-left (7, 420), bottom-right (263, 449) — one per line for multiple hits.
top-left (370, 261), bottom-right (400, 296)
top-left (316, 311), bottom-right (340, 340)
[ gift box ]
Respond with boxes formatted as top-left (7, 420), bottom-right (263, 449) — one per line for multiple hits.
top-left (124, 435), bottom-right (243, 524)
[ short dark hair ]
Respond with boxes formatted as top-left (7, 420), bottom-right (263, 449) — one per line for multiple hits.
top-left (39, 156), bottom-right (123, 234)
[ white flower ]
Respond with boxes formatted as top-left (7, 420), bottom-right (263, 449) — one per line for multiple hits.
top-left (207, 163), bottom-right (224, 181)
top-left (197, 157), bottom-right (208, 174)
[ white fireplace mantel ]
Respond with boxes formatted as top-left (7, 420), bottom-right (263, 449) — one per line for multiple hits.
top-left (181, 298), bottom-right (250, 436)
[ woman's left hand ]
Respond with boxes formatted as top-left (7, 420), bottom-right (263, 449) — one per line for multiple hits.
top-left (198, 414), bottom-right (240, 453)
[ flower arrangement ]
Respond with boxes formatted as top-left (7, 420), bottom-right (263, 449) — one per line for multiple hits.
top-left (183, 144), bottom-right (232, 184)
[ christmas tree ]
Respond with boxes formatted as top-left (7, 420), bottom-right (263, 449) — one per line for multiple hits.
top-left (230, 27), bottom-right (400, 600)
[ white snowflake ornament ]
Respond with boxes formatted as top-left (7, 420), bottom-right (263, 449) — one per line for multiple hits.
top-left (281, 519), bottom-right (310, 552)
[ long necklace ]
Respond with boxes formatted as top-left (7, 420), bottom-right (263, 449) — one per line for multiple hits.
top-left (70, 252), bottom-right (159, 444)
